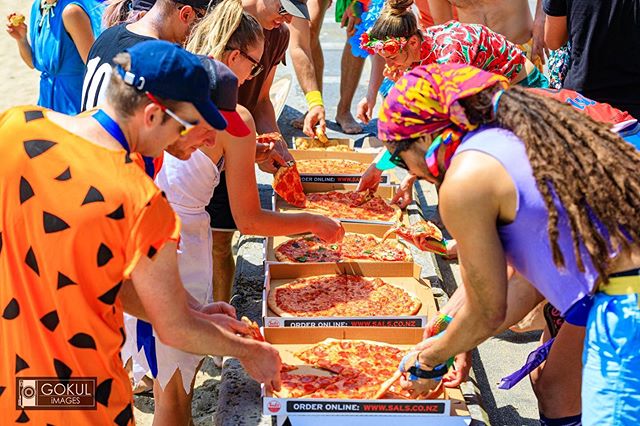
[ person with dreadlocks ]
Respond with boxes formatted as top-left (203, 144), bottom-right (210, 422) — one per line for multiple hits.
top-left (355, 0), bottom-right (548, 124)
top-left (377, 64), bottom-right (640, 426)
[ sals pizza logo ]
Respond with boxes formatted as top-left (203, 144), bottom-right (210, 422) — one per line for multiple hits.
top-left (267, 400), bottom-right (282, 413)
top-left (267, 319), bottom-right (281, 327)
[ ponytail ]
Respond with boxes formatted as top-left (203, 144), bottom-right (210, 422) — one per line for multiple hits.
top-left (369, 0), bottom-right (419, 40)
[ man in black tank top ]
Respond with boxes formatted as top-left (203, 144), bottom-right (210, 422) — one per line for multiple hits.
top-left (81, 0), bottom-right (210, 112)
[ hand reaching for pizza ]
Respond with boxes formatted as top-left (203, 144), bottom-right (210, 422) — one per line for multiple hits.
top-left (310, 216), bottom-right (345, 243)
top-left (199, 301), bottom-right (237, 318)
top-left (390, 174), bottom-right (416, 208)
top-left (397, 350), bottom-right (443, 398)
top-left (441, 351), bottom-right (472, 388)
top-left (237, 340), bottom-right (283, 393)
top-left (356, 162), bottom-right (382, 193)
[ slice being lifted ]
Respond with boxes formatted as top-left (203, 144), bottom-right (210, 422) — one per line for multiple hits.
top-left (273, 163), bottom-right (307, 208)
top-left (268, 274), bottom-right (422, 317)
top-left (274, 232), bottom-right (412, 263)
top-left (382, 220), bottom-right (447, 255)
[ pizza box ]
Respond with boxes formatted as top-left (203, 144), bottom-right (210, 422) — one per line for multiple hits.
top-left (296, 157), bottom-right (390, 185)
top-left (273, 183), bottom-right (402, 226)
top-left (262, 327), bottom-right (471, 424)
top-left (262, 262), bottom-right (437, 328)
top-left (263, 222), bottom-right (413, 265)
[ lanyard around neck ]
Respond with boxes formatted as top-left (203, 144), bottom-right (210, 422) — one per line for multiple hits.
top-left (92, 110), bottom-right (155, 178)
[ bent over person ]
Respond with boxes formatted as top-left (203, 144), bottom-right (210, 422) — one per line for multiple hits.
top-left (374, 64), bottom-right (640, 426)
top-left (0, 40), bottom-right (281, 425)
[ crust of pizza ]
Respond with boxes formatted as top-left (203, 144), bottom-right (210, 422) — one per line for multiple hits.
top-left (267, 286), bottom-right (295, 317)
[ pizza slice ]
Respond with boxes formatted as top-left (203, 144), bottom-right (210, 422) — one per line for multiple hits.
top-left (315, 127), bottom-right (329, 144)
top-left (240, 316), bottom-right (265, 342)
top-left (257, 132), bottom-right (283, 145)
top-left (307, 373), bottom-right (385, 400)
top-left (273, 163), bottom-right (307, 208)
top-left (382, 220), bottom-right (447, 255)
top-left (8, 13), bottom-right (25, 27)
top-left (275, 372), bottom-right (342, 398)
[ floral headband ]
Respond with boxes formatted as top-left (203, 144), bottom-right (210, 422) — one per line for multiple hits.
top-left (360, 32), bottom-right (408, 56)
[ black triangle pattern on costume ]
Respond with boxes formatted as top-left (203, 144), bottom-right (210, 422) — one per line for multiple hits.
top-left (43, 211), bottom-right (70, 234)
top-left (16, 410), bottom-right (29, 423)
top-left (57, 272), bottom-right (76, 289)
top-left (95, 378), bottom-right (113, 407)
top-left (19, 177), bottom-right (35, 204)
top-left (68, 333), bottom-right (97, 350)
top-left (97, 243), bottom-right (113, 267)
top-left (24, 110), bottom-right (44, 122)
top-left (82, 186), bottom-right (105, 205)
top-left (15, 354), bottom-right (29, 373)
top-left (53, 359), bottom-right (72, 380)
top-left (97, 281), bottom-right (122, 305)
top-left (106, 204), bottom-right (125, 220)
top-left (114, 404), bottom-right (133, 426)
top-left (24, 139), bottom-right (56, 159)
top-left (119, 327), bottom-right (126, 348)
top-left (40, 310), bottom-right (60, 332)
top-left (0, 386), bottom-right (5, 397)
top-left (54, 167), bottom-right (71, 181)
top-left (25, 247), bottom-right (39, 276)
top-left (2, 298), bottom-right (19, 320)
top-left (147, 246), bottom-right (157, 259)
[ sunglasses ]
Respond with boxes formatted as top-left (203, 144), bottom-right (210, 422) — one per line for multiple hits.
top-left (226, 48), bottom-right (264, 78)
top-left (388, 144), bottom-right (409, 170)
top-left (146, 92), bottom-right (199, 137)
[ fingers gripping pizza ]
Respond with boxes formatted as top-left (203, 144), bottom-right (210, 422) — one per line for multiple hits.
top-left (274, 233), bottom-right (412, 263)
top-left (382, 220), bottom-right (447, 255)
top-left (268, 275), bottom-right (422, 317)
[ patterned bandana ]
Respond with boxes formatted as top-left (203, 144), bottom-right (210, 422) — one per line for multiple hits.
top-left (360, 32), bottom-right (408, 56)
top-left (377, 63), bottom-right (509, 176)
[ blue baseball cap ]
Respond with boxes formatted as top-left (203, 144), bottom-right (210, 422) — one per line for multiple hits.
top-left (116, 40), bottom-right (227, 131)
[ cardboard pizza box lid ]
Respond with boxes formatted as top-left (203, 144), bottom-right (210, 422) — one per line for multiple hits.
top-left (291, 149), bottom-right (378, 163)
top-left (263, 222), bottom-right (413, 265)
top-left (262, 262), bottom-right (437, 328)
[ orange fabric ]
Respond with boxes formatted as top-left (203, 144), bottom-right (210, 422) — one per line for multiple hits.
top-left (0, 106), bottom-right (180, 425)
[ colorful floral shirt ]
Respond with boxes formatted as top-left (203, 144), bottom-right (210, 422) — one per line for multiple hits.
top-left (420, 21), bottom-right (527, 82)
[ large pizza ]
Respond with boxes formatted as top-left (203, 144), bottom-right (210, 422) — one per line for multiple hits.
top-left (268, 274), bottom-right (422, 317)
top-left (274, 233), bottom-right (412, 263)
top-left (296, 159), bottom-right (370, 175)
top-left (275, 339), bottom-right (444, 400)
top-left (301, 190), bottom-right (401, 223)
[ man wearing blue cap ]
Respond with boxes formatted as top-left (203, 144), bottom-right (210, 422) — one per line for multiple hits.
top-left (0, 40), bottom-right (281, 426)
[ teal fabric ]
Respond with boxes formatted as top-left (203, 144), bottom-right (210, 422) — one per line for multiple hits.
top-left (516, 67), bottom-right (550, 88)
top-left (582, 292), bottom-right (640, 425)
top-left (29, 0), bottom-right (104, 114)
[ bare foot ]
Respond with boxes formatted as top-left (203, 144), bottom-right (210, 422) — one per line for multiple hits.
top-left (290, 114), bottom-right (305, 130)
top-left (335, 112), bottom-right (362, 134)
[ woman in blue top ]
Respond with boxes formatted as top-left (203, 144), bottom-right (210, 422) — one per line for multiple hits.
top-left (6, 0), bottom-right (103, 114)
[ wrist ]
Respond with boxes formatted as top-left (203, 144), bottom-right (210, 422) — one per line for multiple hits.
top-left (305, 90), bottom-right (324, 110)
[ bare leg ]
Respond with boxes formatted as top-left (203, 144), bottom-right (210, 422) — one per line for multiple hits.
top-left (309, 0), bottom-right (329, 89)
top-left (212, 231), bottom-right (235, 303)
top-left (530, 322), bottom-right (584, 418)
top-left (152, 370), bottom-right (192, 426)
top-left (336, 38), bottom-right (365, 134)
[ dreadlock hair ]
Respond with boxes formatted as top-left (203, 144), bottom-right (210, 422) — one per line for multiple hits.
top-left (369, 0), bottom-right (420, 40)
top-left (184, 0), bottom-right (263, 61)
top-left (459, 85), bottom-right (640, 281)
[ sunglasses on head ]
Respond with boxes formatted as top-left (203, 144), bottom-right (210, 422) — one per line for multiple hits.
top-left (145, 92), bottom-right (199, 137)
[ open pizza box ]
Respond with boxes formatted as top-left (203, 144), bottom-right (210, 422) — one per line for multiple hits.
top-left (262, 327), bottom-right (471, 425)
top-left (272, 183), bottom-right (403, 226)
top-left (292, 152), bottom-right (393, 185)
top-left (263, 222), bottom-right (412, 265)
top-left (262, 262), bottom-right (436, 329)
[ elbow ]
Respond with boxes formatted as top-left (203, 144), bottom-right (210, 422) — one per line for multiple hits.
top-left (154, 319), bottom-right (188, 349)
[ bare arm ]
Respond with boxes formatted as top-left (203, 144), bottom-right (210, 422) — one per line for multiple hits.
top-left (288, 16), bottom-right (326, 136)
top-left (62, 4), bottom-right (95, 63)
top-left (6, 19), bottom-right (33, 68)
top-left (208, 108), bottom-right (344, 242)
top-left (427, 0), bottom-right (454, 24)
top-left (253, 66), bottom-right (280, 134)
top-left (544, 15), bottom-right (568, 51)
top-left (129, 241), bottom-right (282, 390)
top-left (356, 55), bottom-right (385, 123)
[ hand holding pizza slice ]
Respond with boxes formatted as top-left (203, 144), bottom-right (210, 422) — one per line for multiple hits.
top-left (382, 220), bottom-right (447, 255)
top-left (240, 316), bottom-right (265, 342)
top-left (272, 163), bottom-right (307, 208)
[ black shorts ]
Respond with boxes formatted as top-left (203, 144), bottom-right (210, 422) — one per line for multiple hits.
top-left (206, 171), bottom-right (237, 231)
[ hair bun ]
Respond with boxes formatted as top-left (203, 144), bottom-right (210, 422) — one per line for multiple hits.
top-left (388, 0), bottom-right (414, 15)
